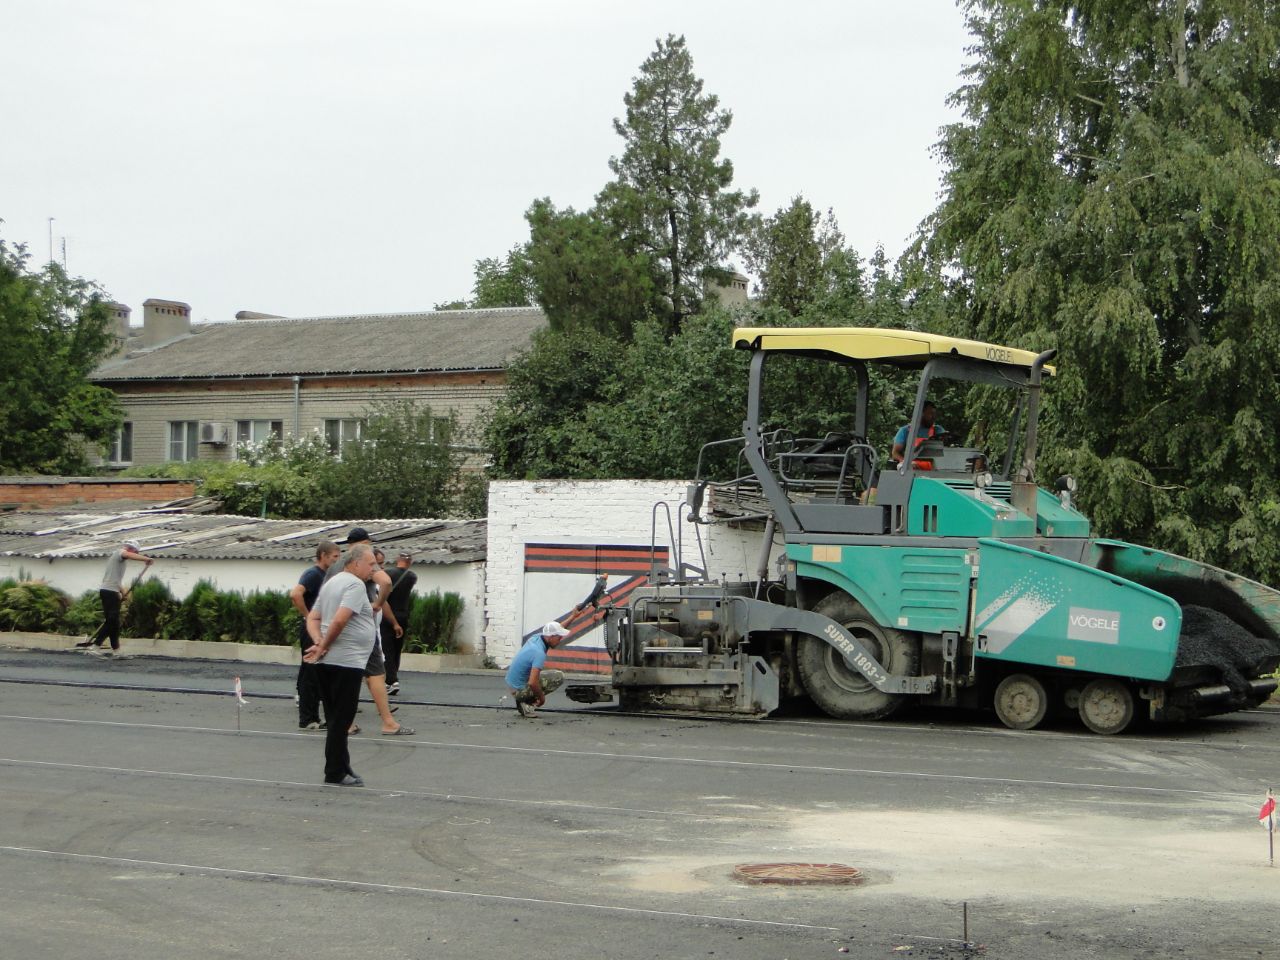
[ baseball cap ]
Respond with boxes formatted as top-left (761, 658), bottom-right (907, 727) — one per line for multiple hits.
top-left (124, 539), bottom-right (141, 551)
top-left (542, 620), bottom-right (570, 638)
top-left (346, 527), bottom-right (371, 543)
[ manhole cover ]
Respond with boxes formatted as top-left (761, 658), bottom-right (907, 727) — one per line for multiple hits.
top-left (732, 862), bottom-right (863, 885)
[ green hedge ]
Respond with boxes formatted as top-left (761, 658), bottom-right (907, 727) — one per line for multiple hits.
top-left (405, 590), bottom-right (466, 654)
top-left (0, 579), bottom-right (70, 632)
top-left (0, 577), bottom-right (463, 652)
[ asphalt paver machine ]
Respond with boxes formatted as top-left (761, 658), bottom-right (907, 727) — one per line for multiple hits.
top-left (566, 327), bottom-right (1280, 733)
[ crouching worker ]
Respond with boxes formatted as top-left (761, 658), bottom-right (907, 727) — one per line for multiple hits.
top-left (506, 621), bottom-right (569, 718)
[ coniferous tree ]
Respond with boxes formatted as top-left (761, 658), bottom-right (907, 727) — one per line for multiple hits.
top-left (597, 34), bottom-right (758, 336)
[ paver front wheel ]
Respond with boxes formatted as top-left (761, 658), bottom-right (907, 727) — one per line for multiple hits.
top-left (797, 593), bottom-right (917, 721)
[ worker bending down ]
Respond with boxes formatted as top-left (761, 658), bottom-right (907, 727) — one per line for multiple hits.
top-left (506, 621), bottom-right (569, 718)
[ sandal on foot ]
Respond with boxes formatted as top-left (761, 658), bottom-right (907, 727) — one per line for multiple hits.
top-left (381, 726), bottom-right (416, 736)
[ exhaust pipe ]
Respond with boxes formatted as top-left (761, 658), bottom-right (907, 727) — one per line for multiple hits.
top-left (1190, 678), bottom-right (1278, 704)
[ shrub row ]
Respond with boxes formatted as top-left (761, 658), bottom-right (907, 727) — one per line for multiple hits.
top-left (1, 577), bottom-right (465, 652)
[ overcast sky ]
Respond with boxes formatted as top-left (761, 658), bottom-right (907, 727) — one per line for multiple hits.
top-left (3, 0), bottom-right (973, 324)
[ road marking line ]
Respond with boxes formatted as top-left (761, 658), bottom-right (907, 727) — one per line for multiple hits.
top-left (6, 673), bottom-right (1277, 753)
top-left (0, 758), bottom-right (783, 823)
top-left (0, 713), bottom-right (1250, 800)
top-left (0, 844), bottom-right (839, 933)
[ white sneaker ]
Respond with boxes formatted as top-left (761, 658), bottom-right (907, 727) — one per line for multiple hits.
top-left (515, 701), bottom-right (537, 719)
top-left (388, 682), bottom-right (400, 695)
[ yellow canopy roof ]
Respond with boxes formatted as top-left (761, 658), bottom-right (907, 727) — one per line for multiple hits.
top-left (731, 326), bottom-right (1055, 374)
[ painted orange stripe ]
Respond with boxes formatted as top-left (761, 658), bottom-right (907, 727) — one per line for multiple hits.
top-left (524, 560), bottom-right (655, 571)
top-left (527, 544), bottom-right (665, 556)
top-left (523, 554), bottom-right (665, 564)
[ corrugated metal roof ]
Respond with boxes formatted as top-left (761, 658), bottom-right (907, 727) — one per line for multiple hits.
top-left (0, 509), bottom-right (486, 564)
top-left (92, 306), bottom-right (546, 381)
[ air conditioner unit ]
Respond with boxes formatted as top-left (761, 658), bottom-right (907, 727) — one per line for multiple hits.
top-left (199, 422), bottom-right (230, 445)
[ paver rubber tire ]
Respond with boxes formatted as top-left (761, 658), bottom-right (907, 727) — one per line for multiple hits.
top-left (1078, 678), bottom-right (1135, 735)
top-left (993, 673), bottom-right (1049, 730)
top-left (796, 592), bottom-right (918, 720)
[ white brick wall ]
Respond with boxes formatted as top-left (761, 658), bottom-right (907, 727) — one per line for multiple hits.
top-left (484, 480), bottom-right (776, 665)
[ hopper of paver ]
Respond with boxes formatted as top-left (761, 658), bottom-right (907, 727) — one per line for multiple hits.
top-left (1092, 540), bottom-right (1280, 720)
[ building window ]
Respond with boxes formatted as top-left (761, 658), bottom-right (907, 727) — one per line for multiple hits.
top-left (108, 423), bottom-right (133, 465)
top-left (236, 419), bottom-right (283, 446)
top-left (168, 420), bottom-right (199, 461)
top-left (324, 418), bottom-right (364, 457)
top-left (430, 416), bottom-right (451, 442)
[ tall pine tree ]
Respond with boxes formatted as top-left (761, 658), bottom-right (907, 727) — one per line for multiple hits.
top-left (598, 34), bottom-right (758, 336)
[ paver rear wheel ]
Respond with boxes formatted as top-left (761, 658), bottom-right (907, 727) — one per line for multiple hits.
top-left (796, 593), bottom-right (917, 720)
top-left (1078, 678), bottom-right (1135, 735)
top-left (993, 673), bottom-right (1048, 730)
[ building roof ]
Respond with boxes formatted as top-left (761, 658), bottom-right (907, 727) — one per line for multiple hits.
top-left (0, 508), bottom-right (486, 564)
top-left (93, 306), bottom-right (546, 382)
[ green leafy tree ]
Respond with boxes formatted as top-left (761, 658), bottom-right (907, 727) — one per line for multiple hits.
top-left (484, 324), bottom-right (627, 478)
top-left (324, 399), bottom-right (465, 519)
top-left (124, 435), bottom-right (333, 519)
top-left (917, 0), bottom-right (1280, 580)
top-left (597, 34), bottom-right (758, 336)
top-left (743, 197), bottom-right (866, 318)
top-left (524, 199), bottom-right (661, 339)
top-left (0, 235), bottom-right (122, 472)
top-left (470, 245), bottom-right (536, 308)
top-left (483, 305), bottom-right (882, 482)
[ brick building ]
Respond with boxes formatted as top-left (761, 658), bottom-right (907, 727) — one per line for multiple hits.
top-left (91, 300), bottom-right (546, 467)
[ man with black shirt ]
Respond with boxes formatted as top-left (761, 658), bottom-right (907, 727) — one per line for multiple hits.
top-left (382, 552), bottom-right (417, 695)
top-left (290, 541), bottom-right (339, 729)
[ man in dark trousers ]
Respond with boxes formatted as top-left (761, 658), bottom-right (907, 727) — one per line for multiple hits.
top-left (303, 543), bottom-right (379, 786)
top-left (290, 540), bottom-right (340, 729)
top-left (381, 552), bottom-right (417, 695)
top-left (76, 538), bottom-right (153, 656)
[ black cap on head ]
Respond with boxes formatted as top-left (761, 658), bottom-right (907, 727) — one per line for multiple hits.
top-left (347, 527), bottom-right (371, 543)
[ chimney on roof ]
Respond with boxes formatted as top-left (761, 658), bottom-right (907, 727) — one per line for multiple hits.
top-left (707, 270), bottom-right (750, 308)
top-left (106, 302), bottom-right (132, 341)
top-left (141, 298), bottom-right (192, 347)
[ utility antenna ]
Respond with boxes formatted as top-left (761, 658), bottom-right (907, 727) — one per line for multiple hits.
top-left (60, 237), bottom-right (67, 269)
top-left (47, 217), bottom-right (55, 265)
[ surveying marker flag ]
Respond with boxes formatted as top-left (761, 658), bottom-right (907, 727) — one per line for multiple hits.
top-left (1260, 793), bottom-right (1276, 827)
top-left (234, 677), bottom-right (249, 706)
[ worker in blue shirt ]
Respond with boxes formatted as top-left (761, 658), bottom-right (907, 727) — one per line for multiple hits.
top-left (505, 621), bottom-right (569, 718)
top-left (891, 401), bottom-right (947, 463)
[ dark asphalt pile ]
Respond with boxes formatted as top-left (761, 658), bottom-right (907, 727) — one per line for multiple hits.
top-left (1175, 604), bottom-right (1280, 692)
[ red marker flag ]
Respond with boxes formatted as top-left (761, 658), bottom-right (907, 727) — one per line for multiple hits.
top-left (1260, 795), bottom-right (1276, 827)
